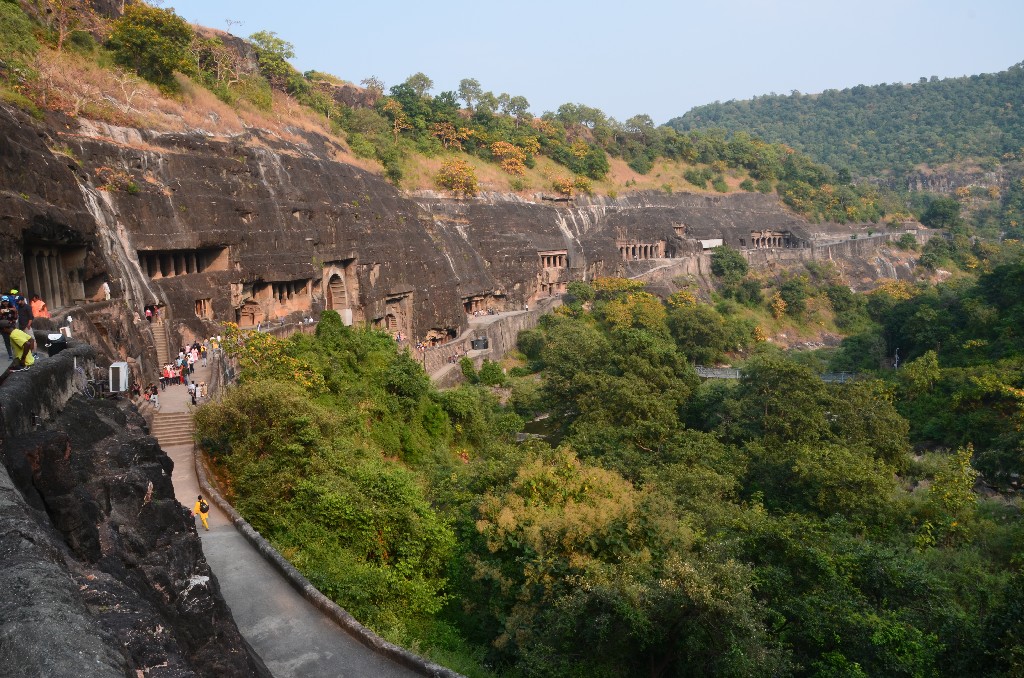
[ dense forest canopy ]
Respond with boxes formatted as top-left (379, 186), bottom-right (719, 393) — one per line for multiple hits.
top-left (667, 63), bottom-right (1024, 177)
top-left (198, 243), bottom-right (1024, 676)
top-left (3, 2), bottom-right (1023, 675)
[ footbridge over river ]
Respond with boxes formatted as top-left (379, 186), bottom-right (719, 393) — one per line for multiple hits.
top-left (695, 366), bottom-right (858, 383)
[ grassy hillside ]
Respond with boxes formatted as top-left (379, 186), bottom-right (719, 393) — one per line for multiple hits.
top-left (667, 63), bottom-right (1024, 177)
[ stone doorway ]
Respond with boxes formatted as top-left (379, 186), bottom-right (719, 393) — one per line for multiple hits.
top-left (237, 301), bottom-right (262, 327)
top-left (327, 274), bottom-right (348, 311)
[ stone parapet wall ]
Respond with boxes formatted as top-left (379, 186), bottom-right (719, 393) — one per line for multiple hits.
top-left (421, 301), bottom-right (565, 378)
top-left (0, 345), bottom-right (267, 677)
top-left (0, 339), bottom-right (95, 437)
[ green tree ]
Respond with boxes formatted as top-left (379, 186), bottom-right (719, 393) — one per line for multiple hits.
top-left (728, 353), bottom-right (831, 444)
top-left (900, 350), bottom-right (941, 396)
top-left (248, 30), bottom-right (295, 83)
top-left (503, 94), bottom-right (530, 126)
top-left (477, 359), bottom-right (506, 386)
top-left (565, 280), bottom-right (594, 304)
top-left (108, 4), bottom-right (194, 88)
top-left (919, 444), bottom-right (979, 546)
top-left (710, 245), bottom-right (749, 282)
top-left (920, 196), bottom-right (964, 230)
top-left (457, 77), bottom-right (481, 110)
top-left (469, 447), bottom-right (786, 676)
top-left (403, 71), bottom-right (433, 98)
top-left (779, 274), bottom-right (812, 317)
top-left (667, 302), bottom-right (728, 363)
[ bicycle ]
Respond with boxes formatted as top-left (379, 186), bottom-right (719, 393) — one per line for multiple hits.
top-left (73, 365), bottom-right (109, 399)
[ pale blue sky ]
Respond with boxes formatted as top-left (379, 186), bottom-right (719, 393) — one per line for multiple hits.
top-left (165, 0), bottom-right (1023, 124)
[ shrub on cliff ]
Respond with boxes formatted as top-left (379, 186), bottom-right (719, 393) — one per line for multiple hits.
top-left (108, 4), bottom-right (194, 90)
top-left (435, 158), bottom-right (478, 196)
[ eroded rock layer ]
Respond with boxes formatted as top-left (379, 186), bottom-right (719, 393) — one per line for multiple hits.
top-left (0, 104), bottom-right (919, 372)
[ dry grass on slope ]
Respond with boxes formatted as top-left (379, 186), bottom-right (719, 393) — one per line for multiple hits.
top-left (22, 50), bottom-right (754, 198)
top-left (402, 152), bottom-right (754, 200)
top-left (27, 48), bottom-right (379, 169)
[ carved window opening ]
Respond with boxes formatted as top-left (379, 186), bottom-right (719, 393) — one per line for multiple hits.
top-left (374, 292), bottom-right (412, 337)
top-left (616, 240), bottom-right (664, 261)
top-left (424, 327), bottom-right (458, 346)
top-left (539, 250), bottom-right (568, 269)
top-left (236, 301), bottom-right (262, 327)
top-left (749, 231), bottom-right (792, 249)
top-left (195, 298), bottom-right (213, 319)
top-left (246, 278), bottom-right (312, 320)
top-left (138, 247), bottom-right (229, 279)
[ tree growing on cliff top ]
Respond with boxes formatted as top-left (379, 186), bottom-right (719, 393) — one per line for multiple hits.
top-left (435, 158), bottom-right (478, 197)
top-left (248, 30), bottom-right (295, 84)
top-left (108, 4), bottom-right (193, 89)
top-left (403, 72), bottom-right (433, 98)
top-left (38, 0), bottom-right (100, 52)
top-left (457, 77), bottom-right (481, 111)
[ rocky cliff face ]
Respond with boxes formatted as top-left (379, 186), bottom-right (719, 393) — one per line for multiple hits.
top-left (0, 103), bottom-right (917, 373)
top-left (0, 350), bottom-right (268, 677)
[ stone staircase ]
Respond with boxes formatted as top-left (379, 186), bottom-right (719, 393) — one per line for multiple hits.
top-left (152, 320), bottom-right (170, 365)
top-left (151, 412), bottom-right (194, 447)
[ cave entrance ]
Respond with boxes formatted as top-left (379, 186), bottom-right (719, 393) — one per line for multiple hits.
top-left (22, 243), bottom-right (87, 308)
top-left (327, 274), bottom-right (348, 311)
top-left (236, 301), bottom-right (262, 328)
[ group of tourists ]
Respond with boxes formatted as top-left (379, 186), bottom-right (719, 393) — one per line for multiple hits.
top-left (470, 308), bottom-right (497, 317)
top-left (159, 342), bottom-right (208, 387)
top-left (137, 339), bottom-right (215, 408)
top-left (446, 350), bottom-right (468, 364)
top-left (1, 289), bottom-right (49, 369)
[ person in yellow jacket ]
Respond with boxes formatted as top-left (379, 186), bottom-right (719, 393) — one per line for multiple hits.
top-left (0, 320), bottom-right (34, 370)
top-left (192, 494), bottom-right (210, 531)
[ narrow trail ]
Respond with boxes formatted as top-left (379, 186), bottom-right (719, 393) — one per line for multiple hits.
top-left (153, 360), bottom-right (421, 678)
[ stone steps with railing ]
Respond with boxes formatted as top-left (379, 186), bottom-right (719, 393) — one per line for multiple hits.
top-left (152, 320), bottom-right (169, 366)
top-left (151, 411), bottom-right (194, 447)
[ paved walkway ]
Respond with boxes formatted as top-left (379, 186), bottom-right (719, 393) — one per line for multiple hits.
top-left (156, 363), bottom-right (420, 678)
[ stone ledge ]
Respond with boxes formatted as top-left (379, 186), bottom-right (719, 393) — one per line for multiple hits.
top-left (0, 339), bottom-right (96, 437)
top-left (193, 448), bottom-right (466, 678)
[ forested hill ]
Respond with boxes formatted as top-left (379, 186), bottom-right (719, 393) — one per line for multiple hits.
top-left (666, 62), bottom-right (1024, 176)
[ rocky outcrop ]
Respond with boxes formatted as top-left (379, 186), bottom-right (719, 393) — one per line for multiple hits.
top-left (0, 103), bottom-right (921, 379)
top-left (0, 348), bottom-right (269, 678)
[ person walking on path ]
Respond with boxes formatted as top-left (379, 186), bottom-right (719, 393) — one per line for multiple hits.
top-left (192, 495), bottom-right (210, 530)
